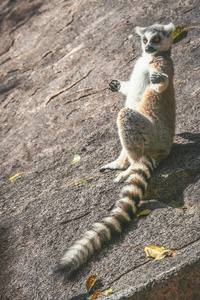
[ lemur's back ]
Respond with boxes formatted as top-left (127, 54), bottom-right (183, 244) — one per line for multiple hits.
top-left (138, 53), bottom-right (175, 157)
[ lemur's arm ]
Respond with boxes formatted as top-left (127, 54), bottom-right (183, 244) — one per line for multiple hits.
top-left (109, 80), bottom-right (130, 96)
top-left (149, 58), bottom-right (170, 94)
top-left (150, 72), bottom-right (169, 93)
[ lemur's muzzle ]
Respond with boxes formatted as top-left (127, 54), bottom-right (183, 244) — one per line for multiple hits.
top-left (145, 45), bottom-right (156, 54)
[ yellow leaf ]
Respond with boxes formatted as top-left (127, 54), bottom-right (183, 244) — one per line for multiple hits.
top-left (103, 289), bottom-right (114, 295)
top-left (136, 209), bottom-right (151, 218)
top-left (173, 26), bottom-right (185, 40)
top-left (72, 177), bottom-right (93, 186)
top-left (154, 250), bottom-right (171, 260)
top-left (173, 26), bottom-right (198, 39)
top-left (145, 245), bottom-right (165, 259)
top-left (7, 166), bottom-right (28, 181)
top-left (173, 26), bottom-right (198, 44)
top-left (71, 154), bottom-right (81, 164)
top-left (155, 249), bottom-right (178, 260)
top-left (145, 245), bottom-right (177, 260)
top-left (87, 289), bottom-right (101, 300)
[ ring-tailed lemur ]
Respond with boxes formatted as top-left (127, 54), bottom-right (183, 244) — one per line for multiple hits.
top-left (59, 23), bottom-right (175, 276)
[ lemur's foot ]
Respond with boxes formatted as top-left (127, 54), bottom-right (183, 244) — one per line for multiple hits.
top-left (113, 167), bottom-right (132, 183)
top-left (109, 80), bottom-right (121, 92)
top-left (100, 161), bottom-right (128, 173)
top-left (113, 172), bottom-right (128, 183)
top-left (100, 163), bottom-right (122, 172)
top-left (150, 72), bottom-right (166, 84)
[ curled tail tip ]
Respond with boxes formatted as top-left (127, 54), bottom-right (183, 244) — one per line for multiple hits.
top-left (58, 257), bottom-right (70, 271)
top-left (57, 256), bottom-right (78, 277)
top-left (58, 233), bottom-right (98, 276)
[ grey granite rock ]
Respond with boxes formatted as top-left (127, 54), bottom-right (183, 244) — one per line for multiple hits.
top-left (0, 0), bottom-right (199, 299)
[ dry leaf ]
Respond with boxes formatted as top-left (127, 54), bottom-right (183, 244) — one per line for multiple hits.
top-left (72, 177), bottom-right (93, 186)
top-left (86, 275), bottom-right (99, 293)
top-left (103, 289), bottom-right (114, 295)
top-left (86, 269), bottom-right (111, 293)
top-left (7, 166), bottom-right (28, 181)
top-left (87, 289), bottom-right (101, 300)
top-left (136, 209), bottom-right (151, 218)
top-left (71, 154), bottom-right (81, 164)
top-left (145, 245), bottom-right (177, 260)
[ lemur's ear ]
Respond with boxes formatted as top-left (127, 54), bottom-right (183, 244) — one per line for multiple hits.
top-left (164, 23), bottom-right (175, 35)
top-left (135, 26), bottom-right (146, 36)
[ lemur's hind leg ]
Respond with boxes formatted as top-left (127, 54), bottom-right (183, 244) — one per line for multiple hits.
top-left (118, 108), bottom-right (155, 160)
top-left (114, 108), bottom-right (156, 183)
top-left (100, 149), bottom-right (130, 172)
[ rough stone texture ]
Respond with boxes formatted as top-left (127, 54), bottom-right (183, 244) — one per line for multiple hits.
top-left (0, 0), bottom-right (199, 299)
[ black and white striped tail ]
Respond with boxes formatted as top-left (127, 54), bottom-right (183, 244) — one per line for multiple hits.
top-left (59, 156), bottom-right (155, 276)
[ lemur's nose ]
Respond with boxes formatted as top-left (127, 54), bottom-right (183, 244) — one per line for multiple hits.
top-left (145, 45), bottom-right (155, 53)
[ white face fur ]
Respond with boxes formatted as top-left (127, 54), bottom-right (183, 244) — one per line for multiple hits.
top-left (135, 23), bottom-right (175, 55)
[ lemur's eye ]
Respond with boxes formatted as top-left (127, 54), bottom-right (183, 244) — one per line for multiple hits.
top-left (143, 38), bottom-right (148, 44)
top-left (154, 37), bottom-right (160, 43)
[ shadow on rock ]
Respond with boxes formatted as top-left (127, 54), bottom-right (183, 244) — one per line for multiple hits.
top-left (145, 131), bottom-right (200, 204)
top-left (68, 294), bottom-right (88, 300)
top-left (0, 225), bottom-right (12, 296)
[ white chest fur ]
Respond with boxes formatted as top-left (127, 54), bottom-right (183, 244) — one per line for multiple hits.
top-left (125, 54), bottom-right (152, 110)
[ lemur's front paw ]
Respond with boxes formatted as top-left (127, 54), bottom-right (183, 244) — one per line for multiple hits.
top-left (150, 73), bottom-right (166, 84)
top-left (109, 80), bottom-right (121, 92)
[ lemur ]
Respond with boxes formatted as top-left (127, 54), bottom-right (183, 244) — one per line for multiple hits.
top-left (59, 23), bottom-right (175, 276)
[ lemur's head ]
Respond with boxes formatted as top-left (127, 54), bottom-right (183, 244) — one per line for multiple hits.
top-left (135, 23), bottom-right (175, 55)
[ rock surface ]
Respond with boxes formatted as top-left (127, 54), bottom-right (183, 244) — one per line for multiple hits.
top-left (0, 0), bottom-right (199, 299)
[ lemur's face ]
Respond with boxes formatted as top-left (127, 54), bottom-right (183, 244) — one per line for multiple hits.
top-left (135, 23), bottom-right (175, 55)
